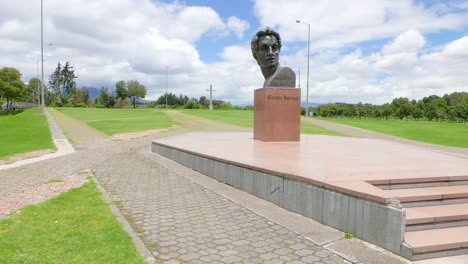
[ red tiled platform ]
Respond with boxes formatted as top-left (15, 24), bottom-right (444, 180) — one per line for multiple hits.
top-left (153, 132), bottom-right (468, 205)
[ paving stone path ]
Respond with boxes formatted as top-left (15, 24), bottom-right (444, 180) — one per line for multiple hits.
top-left (95, 150), bottom-right (351, 264)
top-left (0, 111), bottom-right (350, 263)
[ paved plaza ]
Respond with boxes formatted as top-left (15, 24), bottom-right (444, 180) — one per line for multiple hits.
top-left (2, 110), bottom-right (466, 263)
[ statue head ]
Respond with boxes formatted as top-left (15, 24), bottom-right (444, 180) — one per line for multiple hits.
top-left (251, 27), bottom-right (282, 69)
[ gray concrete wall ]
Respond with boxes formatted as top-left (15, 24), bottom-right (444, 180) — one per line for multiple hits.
top-left (152, 143), bottom-right (406, 256)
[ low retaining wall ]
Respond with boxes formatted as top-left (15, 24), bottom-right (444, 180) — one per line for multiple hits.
top-left (152, 142), bottom-right (407, 256)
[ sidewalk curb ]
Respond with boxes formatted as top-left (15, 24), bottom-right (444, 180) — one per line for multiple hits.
top-left (89, 170), bottom-right (156, 264)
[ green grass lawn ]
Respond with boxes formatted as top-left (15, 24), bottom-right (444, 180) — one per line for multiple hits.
top-left (58, 108), bottom-right (174, 135)
top-left (179, 109), bottom-right (254, 128)
top-left (179, 109), bottom-right (344, 136)
top-left (0, 108), bottom-right (55, 159)
top-left (323, 118), bottom-right (468, 148)
top-left (0, 180), bottom-right (145, 264)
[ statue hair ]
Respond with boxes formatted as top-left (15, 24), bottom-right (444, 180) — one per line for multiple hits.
top-left (251, 27), bottom-right (282, 61)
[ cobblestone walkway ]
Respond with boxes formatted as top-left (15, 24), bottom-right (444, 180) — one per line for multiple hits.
top-left (0, 112), bottom-right (352, 263)
top-left (94, 150), bottom-right (350, 264)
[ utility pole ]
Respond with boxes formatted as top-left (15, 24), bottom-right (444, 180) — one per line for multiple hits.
top-left (296, 20), bottom-right (311, 117)
top-left (165, 66), bottom-right (168, 109)
top-left (206, 84), bottom-right (216, 110)
top-left (40, 0), bottom-right (45, 113)
top-left (36, 61), bottom-right (40, 107)
top-left (298, 68), bottom-right (301, 89)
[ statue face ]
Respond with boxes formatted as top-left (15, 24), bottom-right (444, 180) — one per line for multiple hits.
top-left (256, 35), bottom-right (279, 68)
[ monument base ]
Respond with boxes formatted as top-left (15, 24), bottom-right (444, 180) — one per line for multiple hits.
top-left (151, 132), bottom-right (468, 260)
top-left (254, 87), bottom-right (301, 142)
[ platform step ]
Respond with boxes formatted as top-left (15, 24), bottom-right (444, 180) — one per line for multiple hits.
top-left (377, 180), bottom-right (468, 190)
top-left (405, 226), bottom-right (468, 255)
top-left (406, 203), bottom-right (468, 225)
top-left (389, 185), bottom-right (468, 202)
top-left (402, 197), bottom-right (468, 208)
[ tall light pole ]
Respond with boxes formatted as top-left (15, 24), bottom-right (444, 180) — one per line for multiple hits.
top-left (40, 0), bottom-right (45, 113)
top-left (165, 66), bottom-right (168, 109)
top-left (36, 61), bottom-right (40, 107)
top-left (298, 68), bottom-right (301, 89)
top-left (296, 20), bottom-right (310, 117)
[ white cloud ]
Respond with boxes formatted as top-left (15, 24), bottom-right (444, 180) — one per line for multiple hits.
top-left (226, 16), bottom-right (250, 39)
top-left (254, 0), bottom-right (468, 49)
top-left (382, 30), bottom-right (426, 54)
top-left (300, 31), bottom-right (468, 103)
top-left (0, 0), bottom-right (467, 106)
top-left (0, 0), bottom-right (253, 103)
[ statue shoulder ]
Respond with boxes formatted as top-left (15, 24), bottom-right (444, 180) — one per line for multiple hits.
top-left (278, 66), bottom-right (295, 75)
top-left (264, 66), bottom-right (296, 88)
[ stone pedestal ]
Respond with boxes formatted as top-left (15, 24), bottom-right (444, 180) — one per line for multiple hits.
top-left (254, 87), bottom-right (301, 142)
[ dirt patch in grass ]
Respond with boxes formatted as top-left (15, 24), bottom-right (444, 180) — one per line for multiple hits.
top-left (0, 174), bottom-right (88, 218)
top-left (112, 125), bottom-right (179, 141)
top-left (0, 149), bottom-right (55, 165)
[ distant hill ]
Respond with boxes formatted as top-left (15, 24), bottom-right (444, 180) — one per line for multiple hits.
top-left (88, 87), bottom-right (100, 99)
top-left (301, 102), bottom-right (322, 108)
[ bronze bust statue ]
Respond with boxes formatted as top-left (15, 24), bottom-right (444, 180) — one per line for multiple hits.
top-left (251, 27), bottom-right (296, 88)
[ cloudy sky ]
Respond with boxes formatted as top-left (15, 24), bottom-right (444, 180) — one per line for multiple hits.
top-left (1, 0), bottom-right (467, 105)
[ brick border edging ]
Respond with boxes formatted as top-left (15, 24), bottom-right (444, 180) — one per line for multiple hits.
top-left (90, 170), bottom-right (156, 264)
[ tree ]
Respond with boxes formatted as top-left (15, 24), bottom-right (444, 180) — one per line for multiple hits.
top-left (391, 97), bottom-right (412, 120)
top-left (70, 89), bottom-right (84, 106)
top-left (27, 78), bottom-right (43, 104)
top-left (413, 101), bottom-right (424, 121)
top-left (115, 80), bottom-right (127, 100)
top-left (221, 101), bottom-right (233, 110)
top-left (156, 93), bottom-right (177, 106)
top-left (48, 62), bottom-right (78, 106)
top-left (0, 67), bottom-right (27, 111)
top-left (49, 62), bottom-right (77, 95)
top-left (184, 98), bottom-right (200, 109)
top-left (96, 87), bottom-right (115, 108)
top-left (81, 87), bottom-right (90, 107)
top-left (127, 80), bottom-right (146, 108)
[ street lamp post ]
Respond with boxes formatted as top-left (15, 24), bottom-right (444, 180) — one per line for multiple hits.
top-left (165, 66), bottom-right (168, 109)
top-left (40, 0), bottom-right (45, 113)
top-left (296, 20), bottom-right (310, 117)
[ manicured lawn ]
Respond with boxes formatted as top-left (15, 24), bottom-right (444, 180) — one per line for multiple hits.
top-left (179, 109), bottom-right (254, 128)
top-left (323, 118), bottom-right (468, 148)
top-left (179, 109), bottom-right (344, 136)
top-left (58, 108), bottom-right (174, 135)
top-left (0, 108), bottom-right (55, 159)
top-left (0, 180), bottom-right (145, 264)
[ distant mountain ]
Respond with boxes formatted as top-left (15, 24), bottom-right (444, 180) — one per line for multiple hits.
top-left (137, 98), bottom-right (151, 103)
top-left (88, 87), bottom-right (100, 99)
top-left (301, 102), bottom-right (322, 108)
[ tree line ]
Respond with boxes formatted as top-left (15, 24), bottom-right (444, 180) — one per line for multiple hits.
top-left (310, 92), bottom-right (468, 122)
top-left (0, 63), bottom-right (148, 110)
top-left (1, 64), bottom-right (466, 120)
top-left (149, 93), bottom-right (234, 110)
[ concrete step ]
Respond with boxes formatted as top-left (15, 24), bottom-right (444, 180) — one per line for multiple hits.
top-left (405, 203), bottom-right (468, 232)
top-left (406, 203), bottom-right (468, 225)
top-left (401, 197), bottom-right (468, 208)
top-left (389, 185), bottom-right (468, 202)
top-left (405, 226), bottom-right (468, 257)
top-left (377, 180), bottom-right (468, 190)
top-left (406, 219), bottom-right (468, 232)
